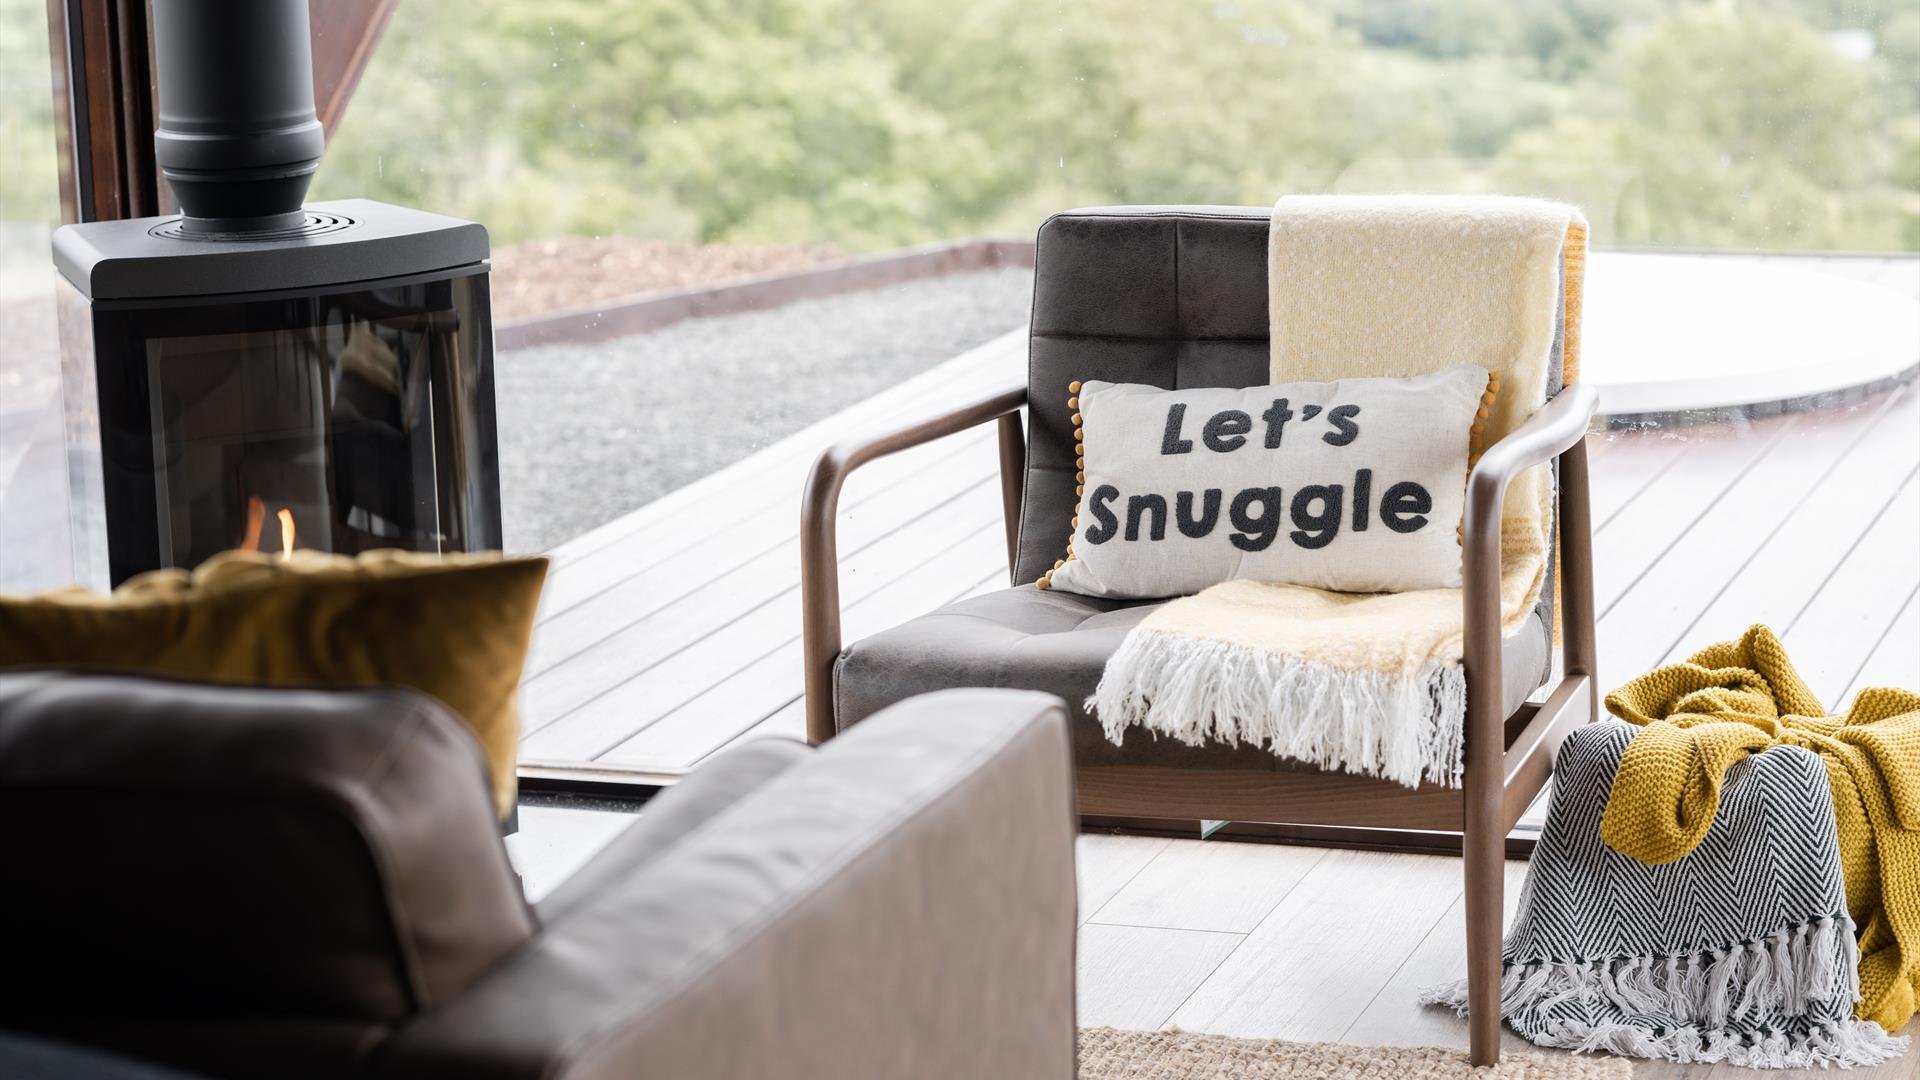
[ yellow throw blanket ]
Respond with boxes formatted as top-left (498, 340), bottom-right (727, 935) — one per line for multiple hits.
top-left (1601, 625), bottom-right (1920, 1032)
top-left (1093, 195), bottom-right (1586, 788)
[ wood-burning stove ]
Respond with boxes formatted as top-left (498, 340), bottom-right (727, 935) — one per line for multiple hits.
top-left (51, 0), bottom-right (502, 587)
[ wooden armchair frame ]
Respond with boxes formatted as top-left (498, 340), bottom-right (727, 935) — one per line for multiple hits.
top-left (799, 379), bottom-right (1599, 1066)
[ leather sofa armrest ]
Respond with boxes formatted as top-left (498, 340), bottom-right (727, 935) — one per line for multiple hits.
top-left (371, 688), bottom-right (1078, 1080)
top-left (532, 738), bottom-right (813, 924)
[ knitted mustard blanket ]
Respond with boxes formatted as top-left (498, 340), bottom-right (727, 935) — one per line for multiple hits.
top-left (1602, 624), bottom-right (1920, 1033)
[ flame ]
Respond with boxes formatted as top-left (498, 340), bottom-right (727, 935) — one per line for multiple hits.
top-left (238, 496), bottom-right (297, 559)
top-left (242, 496), bottom-right (266, 552)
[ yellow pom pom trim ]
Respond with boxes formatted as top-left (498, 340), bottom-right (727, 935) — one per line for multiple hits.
top-left (1039, 377), bottom-right (1095, 588)
top-left (1461, 369), bottom-right (1503, 552)
top-left (1467, 370), bottom-right (1500, 467)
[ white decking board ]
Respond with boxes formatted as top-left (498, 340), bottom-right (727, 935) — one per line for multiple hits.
top-left (522, 264), bottom-right (1920, 780)
top-left (520, 329), bottom-right (1025, 771)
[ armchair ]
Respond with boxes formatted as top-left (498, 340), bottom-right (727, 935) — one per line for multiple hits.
top-left (0, 672), bottom-right (1078, 1080)
top-left (801, 205), bottom-right (1599, 1065)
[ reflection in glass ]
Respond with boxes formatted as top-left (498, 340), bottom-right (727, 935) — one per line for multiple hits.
top-left (65, 273), bottom-right (501, 585)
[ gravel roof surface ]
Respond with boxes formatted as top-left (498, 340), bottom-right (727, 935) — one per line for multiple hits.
top-left (489, 237), bottom-right (842, 321)
top-left (495, 266), bottom-right (1033, 553)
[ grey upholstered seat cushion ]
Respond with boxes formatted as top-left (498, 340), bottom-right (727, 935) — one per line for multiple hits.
top-left (835, 584), bottom-right (1551, 771)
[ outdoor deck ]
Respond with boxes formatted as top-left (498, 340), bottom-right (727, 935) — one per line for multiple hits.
top-left (518, 316), bottom-right (1920, 790)
top-left (516, 328), bottom-right (1027, 779)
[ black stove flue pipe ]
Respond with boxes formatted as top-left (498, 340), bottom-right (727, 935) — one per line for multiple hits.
top-left (151, 0), bottom-right (325, 234)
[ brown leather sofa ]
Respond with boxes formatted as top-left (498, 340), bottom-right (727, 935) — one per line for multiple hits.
top-left (0, 671), bottom-right (1078, 1080)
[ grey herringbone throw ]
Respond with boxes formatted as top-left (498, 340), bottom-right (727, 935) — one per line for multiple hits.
top-left (1423, 721), bottom-right (1906, 1069)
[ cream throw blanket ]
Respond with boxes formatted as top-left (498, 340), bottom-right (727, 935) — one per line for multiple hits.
top-left (1092, 195), bottom-right (1588, 788)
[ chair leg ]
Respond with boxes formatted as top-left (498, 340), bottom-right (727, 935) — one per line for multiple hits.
top-left (1460, 462), bottom-right (1510, 1066)
top-left (1463, 816), bottom-right (1505, 1066)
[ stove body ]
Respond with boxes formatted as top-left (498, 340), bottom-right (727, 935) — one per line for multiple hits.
top-left (54, 203), bottom-right (501, 586)
top-left (50, 0), bottom-right (502, 588)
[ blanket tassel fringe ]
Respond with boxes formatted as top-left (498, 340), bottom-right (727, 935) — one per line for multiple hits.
top-left (1090, 629), bottom-right (1466, 788)
top-left (1420, 916), bottom-right (1907, 1069)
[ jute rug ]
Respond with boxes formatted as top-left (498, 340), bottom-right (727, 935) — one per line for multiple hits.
top-left (1078, 1029), bottom-right (1631, 1079)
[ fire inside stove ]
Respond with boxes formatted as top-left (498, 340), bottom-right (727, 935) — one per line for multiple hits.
top-left (240, 498), bottom-right (296, 560)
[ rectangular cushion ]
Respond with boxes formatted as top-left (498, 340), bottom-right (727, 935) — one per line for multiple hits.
top-left (1015, 205), bottom-right (1563, 630)
top-left (0, 549), bottom-right (547, 815)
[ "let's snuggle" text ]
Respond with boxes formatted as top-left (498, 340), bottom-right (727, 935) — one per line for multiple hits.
top-left (1080, 398), bottom-right (1434, 553)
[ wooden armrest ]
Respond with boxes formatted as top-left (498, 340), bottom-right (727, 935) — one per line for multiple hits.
top-left (1466, 383), bottom-right (1599, 510)
top-left (1458, 383), bottom-right (1600, 807)
top-left (800, 382), bottom-right (1030, 743)
top-left (1460, 382), bottom-right (1600, 714)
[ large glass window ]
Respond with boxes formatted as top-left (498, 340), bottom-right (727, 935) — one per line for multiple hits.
top-left (314, 1), bottom-right (1919, 548)
top-left (0, 0), bottom-right (70, 592)
top-left (298, 2), bottom-right (1920, 774)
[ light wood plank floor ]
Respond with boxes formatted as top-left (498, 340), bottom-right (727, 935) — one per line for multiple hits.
top-left (1072, 835), bottom-right (1920, 1079)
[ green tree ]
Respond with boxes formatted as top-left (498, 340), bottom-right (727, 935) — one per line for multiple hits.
top-left (1619, 6), bottom-right (1886, 247)
top-left (314, 0), bottom-right (1920, 253)
top-left (0, 0), bottom-right (60, 226)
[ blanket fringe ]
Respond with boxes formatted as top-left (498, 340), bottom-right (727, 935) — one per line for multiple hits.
top-left (1089, 627), bottom-right (1466, 788)
top-left (1419, 916), bottom-right (1906, 1069)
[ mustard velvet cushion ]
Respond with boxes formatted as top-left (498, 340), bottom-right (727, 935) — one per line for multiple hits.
top-left (0, 549), bottom-right (547, 815)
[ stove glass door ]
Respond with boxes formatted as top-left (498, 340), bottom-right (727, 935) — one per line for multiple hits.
top-left (81, 271), bottom-right (498, 584)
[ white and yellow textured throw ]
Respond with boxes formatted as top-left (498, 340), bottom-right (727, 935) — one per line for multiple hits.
top-left (1092, 195), bottom-right (1587, 787)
